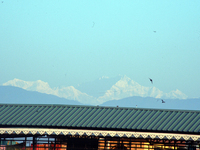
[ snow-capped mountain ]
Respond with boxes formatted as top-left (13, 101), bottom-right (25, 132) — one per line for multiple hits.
top-left (3, 76), bottom-right (188, 105)
top-left (3, 79), bottom-right (56, 95)
top-left (96, 76), bottom-right (187, 104)
top-left (0, 86), bottom-right (82, 105)
top-left (3, 78), bottom-right (97, 105)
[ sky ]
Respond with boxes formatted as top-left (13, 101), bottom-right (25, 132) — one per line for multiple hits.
top-left (0, 0), bottom-right (200, 98)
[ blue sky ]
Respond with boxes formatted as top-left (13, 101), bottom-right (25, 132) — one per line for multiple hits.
top-left (0, 0), bottom-right (200, 98)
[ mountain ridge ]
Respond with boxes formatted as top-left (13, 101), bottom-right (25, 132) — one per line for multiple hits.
top-left (2, 76), bottom-right (188, 105)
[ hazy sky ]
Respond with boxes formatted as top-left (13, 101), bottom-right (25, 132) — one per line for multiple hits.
top-left (0, 0), bottom-right (200, 98)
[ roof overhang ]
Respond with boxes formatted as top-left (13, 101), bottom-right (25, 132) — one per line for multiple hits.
top-left (1, 128), bottom-right (199, 141)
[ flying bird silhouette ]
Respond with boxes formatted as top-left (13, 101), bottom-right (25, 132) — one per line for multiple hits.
top-left (149, 78), bottom-right (153, 84)
top-left (92, 22), bottom-right (95, 28)
top-left (157, 99), bottom-right (166, 103)
top-left (161, 99), bottom-right (165, 103)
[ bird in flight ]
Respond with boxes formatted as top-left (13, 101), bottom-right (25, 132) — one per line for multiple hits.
top-left (157, 99), bottom-right (166, 103)
top-left (92, 22), bottom-right (95, 28)
top-left (161, 99), bottom-right (165, 103)
top-left (149, 78), bottom-right (153, 84)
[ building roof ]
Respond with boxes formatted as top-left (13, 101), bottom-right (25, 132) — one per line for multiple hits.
top-left (0, 104), bottom-right (199, 134)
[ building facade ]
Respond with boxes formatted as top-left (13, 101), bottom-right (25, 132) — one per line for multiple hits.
top-left (0, 104), bottom-right (199, 150)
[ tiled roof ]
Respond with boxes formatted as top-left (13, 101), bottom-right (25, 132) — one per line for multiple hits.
top-left (0, 104), bottom-right (199, 134)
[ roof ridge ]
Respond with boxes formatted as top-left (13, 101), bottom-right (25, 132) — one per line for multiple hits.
top-left (0, 103), bottom-right (199, 112)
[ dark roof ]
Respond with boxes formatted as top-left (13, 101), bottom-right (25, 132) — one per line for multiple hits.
top-left (0, 104), bottom-right (199, 134)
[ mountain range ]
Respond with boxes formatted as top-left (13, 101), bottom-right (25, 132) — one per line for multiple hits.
top-left (2, 75), bottom-right (188, 105)
top-left (0, 86), bottom-right (199, 110)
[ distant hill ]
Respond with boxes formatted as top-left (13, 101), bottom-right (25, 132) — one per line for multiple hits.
top-left (0, 86), bottom-right (82, 105)
top-left (100, 96), bottom-right (200, 110)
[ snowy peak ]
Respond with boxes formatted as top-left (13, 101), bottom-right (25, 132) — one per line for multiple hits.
top-left (115, 75), bottom-right (140, 88)
top-left (96, 76), bottom-right (187, 104)
top-left (3, 78), bottom-right (34, 89)
top-left (3, 78), bottom-right (53, 94)
top-left (166, 89), bottom-right (187, 99)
